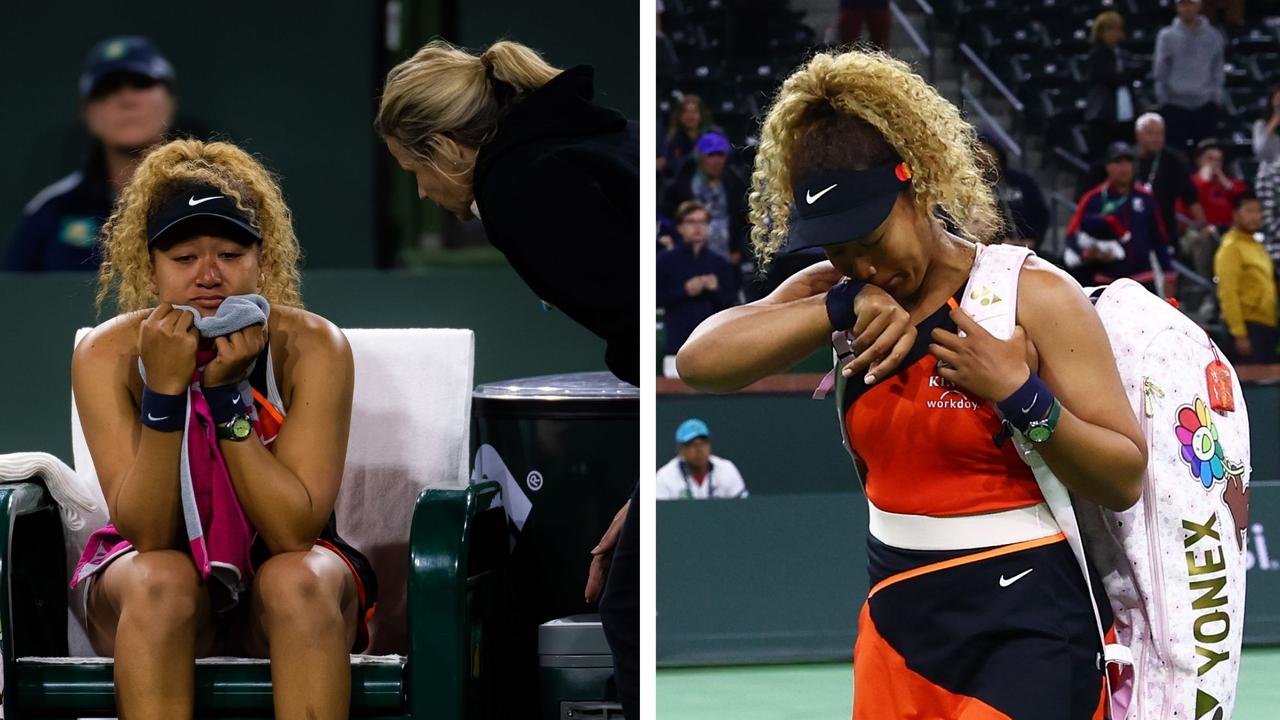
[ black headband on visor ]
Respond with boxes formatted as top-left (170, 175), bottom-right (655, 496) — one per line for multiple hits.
top-left (784, 162), bottom-right (912, 253)
top-left (147, 183), bottom-right (262, 249)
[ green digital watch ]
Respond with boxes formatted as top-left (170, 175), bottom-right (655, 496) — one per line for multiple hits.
top-left (217, 414), bottom-right (253, 442)
top-left (1024, 399), bottom-right (1061, 444)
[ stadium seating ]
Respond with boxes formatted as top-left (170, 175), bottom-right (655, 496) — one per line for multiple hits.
top-left (660, 0), bottom-right (817, 184)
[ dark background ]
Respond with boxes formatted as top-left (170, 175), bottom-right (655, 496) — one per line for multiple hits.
top-left (0, 0), bottom-right (639, 269)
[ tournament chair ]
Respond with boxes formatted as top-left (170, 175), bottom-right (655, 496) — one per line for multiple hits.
top-left (0, 328), bottom-right (509, 719)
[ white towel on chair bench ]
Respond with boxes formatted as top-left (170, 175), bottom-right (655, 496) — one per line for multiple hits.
top-left (0, 452), bottom-right (104, 531)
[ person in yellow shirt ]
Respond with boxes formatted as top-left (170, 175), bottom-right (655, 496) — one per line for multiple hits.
top-left (1215, 192), bottom-right (1278, 363)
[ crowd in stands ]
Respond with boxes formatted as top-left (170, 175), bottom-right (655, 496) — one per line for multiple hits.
top-left (655, 0), bottom-right (817, 360)
top-left (1064, 0), bottom-right (1279, 363)
top-left (656, 0), bottom-right (1280, 369)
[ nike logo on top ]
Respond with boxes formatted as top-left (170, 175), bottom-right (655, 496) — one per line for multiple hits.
top-left (999, 568), bottom-right (1034, 587)
top-left (1021, 393), bottom-right (1039, 414)
top-left (188, 195), bottom-right (221, 206)
top-left (147, 413), bottom-right (169, 422)
top-left (806, 183), bottom-right (838, 204)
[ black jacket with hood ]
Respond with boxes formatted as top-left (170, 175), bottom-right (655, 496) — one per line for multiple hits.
top-left (473, 65), bottom-right (640, 386)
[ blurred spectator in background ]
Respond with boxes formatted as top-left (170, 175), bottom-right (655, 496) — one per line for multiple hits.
top-left (838, 0), bottom-right (891, 51)
top-left (1214, 192), bottom-right (1277, 363)
top-left (657, 215), bottom-right (680, 253)
top-left (1084, 11), bottom-right (1141, 157)
top-left (656, 419), bottom-right (748, 500)
top-left (2, 36), bottom-right (175, 272)
top-left (1065, 142), bottom-right (1174, 290)
top-left (1153, 0), bottom-right (1225, 153)
top-left (662, 95), bottom-right (716, 178)
top-left (657, 201), bottom-right (738, 355)
top-left (1191, 138), bottom-right (1246, 232)
top-left (1179, 138), bottom-right (1245, 290)
top-left (662, 131), bottom-right (748, 265)
top-left (1135, 113), bottom-right (1213, 253)
top-left (975, 131), bottom-right (1050, 251)
top-left (1253, 158), bottom-right (1280, 271)
top-left (1252, 85), bottom-right (1280, 162)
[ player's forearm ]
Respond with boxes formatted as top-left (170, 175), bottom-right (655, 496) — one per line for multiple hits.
top-left (677, 295), bottom-right (831, 392)
top-left (112, 429), bottom-right (185, 552)
top-left (1034, 407), bottom-right (1146, 512)
top-left (220, 438), bottom-right (322, 555)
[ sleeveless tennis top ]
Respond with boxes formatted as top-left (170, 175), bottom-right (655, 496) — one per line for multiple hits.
top-left (843, 290), bottom-right (1045, 517)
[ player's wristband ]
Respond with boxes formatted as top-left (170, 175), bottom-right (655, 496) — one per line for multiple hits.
top-left (825, 279), bottom-right (868, 331)
top-left (995, 372), bottom-right (1056, 432)
top-left (140, 387), bottom-right (186, 433)
top-left (202, 383), bottom-right (248, 426)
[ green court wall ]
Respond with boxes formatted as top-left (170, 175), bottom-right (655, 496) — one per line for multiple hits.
top-left (0, 269), bottom-right (608, 463)
top-left (657, 386), bottom-right (1280, 665)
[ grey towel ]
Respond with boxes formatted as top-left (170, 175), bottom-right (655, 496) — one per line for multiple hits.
top-left (173, 294), bottom-right (270, 338)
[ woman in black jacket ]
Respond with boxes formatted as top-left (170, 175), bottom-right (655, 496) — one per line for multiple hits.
top-left (375, 38), bottom-right (639, 720)
top-left (1084, 11), bottom-right (1141, 157)
top-left (376, 39), bottom-right (639, 387)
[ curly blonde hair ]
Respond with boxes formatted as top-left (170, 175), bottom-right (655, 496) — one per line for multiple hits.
top-left (96, 138), bottom-right (303, 314)
top-left (749, 49), bottom-right (1001, 270)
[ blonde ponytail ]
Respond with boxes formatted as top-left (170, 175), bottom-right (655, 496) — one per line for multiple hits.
top-left (376, 38), bottom-right (561, 161)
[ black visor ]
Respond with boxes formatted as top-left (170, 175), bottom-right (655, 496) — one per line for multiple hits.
top-left (147, 184), bottom-right (261, 249)
top-left (785, 163), bottom-right (912, 253)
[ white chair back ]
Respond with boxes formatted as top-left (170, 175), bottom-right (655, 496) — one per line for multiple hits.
top-left (68, 327), bottom-right (475, 655)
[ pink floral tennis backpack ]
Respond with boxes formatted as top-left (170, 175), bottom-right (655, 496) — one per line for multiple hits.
top-left (960, 243), bottom-right (1250, 720)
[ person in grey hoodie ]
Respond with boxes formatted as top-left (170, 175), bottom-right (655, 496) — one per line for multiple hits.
top-left (1153, 0), bottom-right (1225, 153)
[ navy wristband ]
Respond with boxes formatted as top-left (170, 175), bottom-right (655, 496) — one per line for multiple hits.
top-left (140, 387), bottom-right (186, 433)
top-left (203, 383), bottom-right (248, 426)
top-left (995, 372), bottom-right (1056, 432)
top-left (825, 279), bottom-right (868, 331)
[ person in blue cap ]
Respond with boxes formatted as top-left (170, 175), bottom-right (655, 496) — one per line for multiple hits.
top-left (661, 130), bottom-right (750, 265)
top-left (3, 36), bottom-right (177, 271)
top-left (655, 418), bottom-right (748, 500)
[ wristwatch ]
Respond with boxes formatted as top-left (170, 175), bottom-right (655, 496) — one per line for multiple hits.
top-left (216, 414), bottom-right (254, 442)
top-left (1024, 399), bottom-right (1062, 444)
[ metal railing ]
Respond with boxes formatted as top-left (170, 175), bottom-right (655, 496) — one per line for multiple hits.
top-left (961, 86), bottom-right (1022, 163)
top-left (957, 42), bottom-right (1025, 163)
top-left (957, 43), bottom-right (1023, 115)
top-left (889, 1), bottom-right (932, 81)
top-left (1051, 146), bottom-right (1091, 174)
top-left (906, 0), bottom-right (937, 81)
top-left (1047, 189), bottom-right (1078, 257)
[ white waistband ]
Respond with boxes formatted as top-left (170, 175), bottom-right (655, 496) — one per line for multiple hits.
top-left (867, 500), bottom-right (1061, 551)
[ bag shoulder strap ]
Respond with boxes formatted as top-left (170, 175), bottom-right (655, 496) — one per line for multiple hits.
top-left (962, 244), bottom-right (1120, 716)
top-left (958, 242), bottom-right (1032, 341)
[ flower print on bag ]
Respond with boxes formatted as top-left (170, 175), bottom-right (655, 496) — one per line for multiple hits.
top-left (1175, 398), bottom-right (1227, 490)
